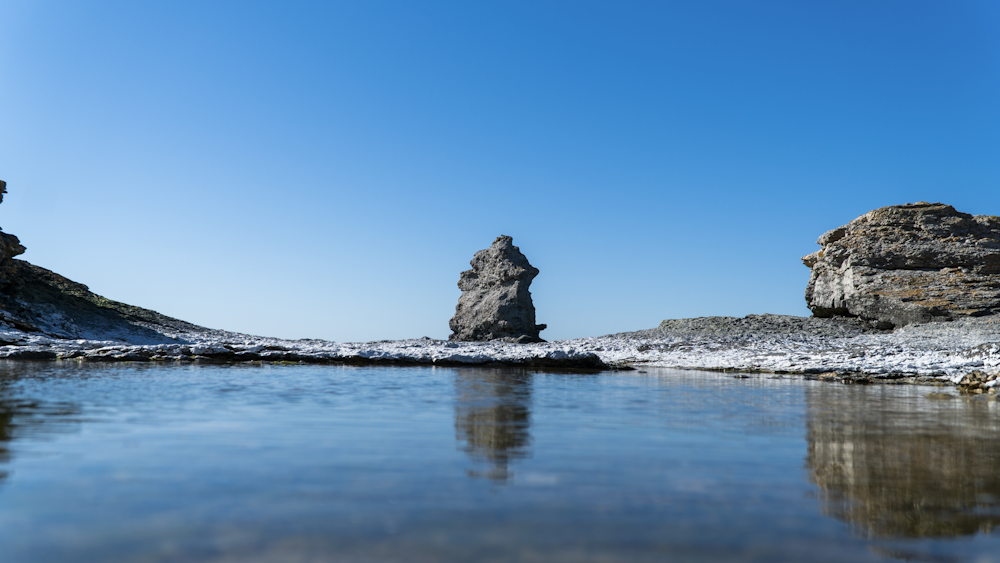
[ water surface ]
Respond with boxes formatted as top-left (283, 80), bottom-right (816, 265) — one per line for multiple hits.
top-left (0, 361), bottom-right (997, 562)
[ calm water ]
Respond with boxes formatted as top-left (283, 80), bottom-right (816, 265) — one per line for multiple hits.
top-left (0, 361), bottom-right (998, 563)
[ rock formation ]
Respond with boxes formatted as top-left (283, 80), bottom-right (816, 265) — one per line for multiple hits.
top-left (449, 235), bottom-right (546, 343)
top-left (803, 202), bottom-right (1000, 328)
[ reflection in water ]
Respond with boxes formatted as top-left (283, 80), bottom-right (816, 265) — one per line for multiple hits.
top-left (454, 369), bottom-right (532, 483)
top-left (0, 397), bottom-right (83, 485)
top-left (0, 362), bottom-right (86, 486)
top-left (806, 385), bottom-right (1000, 538)
top-left (0, 402), bottom-right (11, 481)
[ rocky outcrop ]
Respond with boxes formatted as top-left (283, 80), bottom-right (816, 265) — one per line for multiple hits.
top-left (0, 232), bottom-right (25, 264)
top-left (803, 202), bottom-right (1000, 328)
top-left (449, 236), bottom-right (546, 343)
top-left (0, 259), bottom-right (206, 341)
top-left (0, 232), bottom-right (25, 282)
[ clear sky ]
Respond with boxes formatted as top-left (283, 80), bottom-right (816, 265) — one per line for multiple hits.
top-left (1, 1), bottom-right (998, 342)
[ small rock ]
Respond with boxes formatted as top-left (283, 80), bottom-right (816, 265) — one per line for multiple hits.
top-left (956, 370), bottom-right (999, 393)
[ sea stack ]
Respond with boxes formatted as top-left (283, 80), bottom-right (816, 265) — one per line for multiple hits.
top-left (802, 202), bottom-right (1000, 328)
top-left (449, 235), bottom-right (547, 343)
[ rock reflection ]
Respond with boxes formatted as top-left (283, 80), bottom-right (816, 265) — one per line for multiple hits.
top-left (0, 398), bottom-right (83, 478)
top-left (0, 363), bottom-right (84, 485)
top-left (454, 369), bottom-right (532, 483)
top-left (806, 385), bottom-right (1000, 538)
top-left (0, 402), bottom-right (12, 481)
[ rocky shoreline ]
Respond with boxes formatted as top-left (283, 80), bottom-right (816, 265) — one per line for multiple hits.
top-left (0, 312), bottom-right (997, 388)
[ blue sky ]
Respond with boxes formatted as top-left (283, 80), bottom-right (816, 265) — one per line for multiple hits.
top-left (1, 1), bottom-right (998, 342)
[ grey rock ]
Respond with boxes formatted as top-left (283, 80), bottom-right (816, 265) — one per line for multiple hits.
top-left (803, 202), bottom-right (1000, 328)
top-left (449, 235), bottom-right (546, 343)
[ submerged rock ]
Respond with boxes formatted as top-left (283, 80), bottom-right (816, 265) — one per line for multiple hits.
top-left (449, 235), bottom-right (546, 343)
top-left (803, 202), bottom-right (1000, 328)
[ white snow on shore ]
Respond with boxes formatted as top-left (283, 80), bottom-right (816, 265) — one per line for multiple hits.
top-left (0, 315), bottom-right (998, 382)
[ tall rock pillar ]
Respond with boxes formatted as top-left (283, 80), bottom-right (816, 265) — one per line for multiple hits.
top-left (449, 236), bottom-right (547, 343)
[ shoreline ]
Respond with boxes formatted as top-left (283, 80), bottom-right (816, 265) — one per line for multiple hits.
top-left (0, 313), bottom-right (996, 389)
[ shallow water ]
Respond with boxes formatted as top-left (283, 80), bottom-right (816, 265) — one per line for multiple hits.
top-left (0, 361), bottom-right (997, 562)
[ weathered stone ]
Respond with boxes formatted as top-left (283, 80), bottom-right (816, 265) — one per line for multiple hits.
top-left (449, 236), bottom-right (546, 343)
top-left (803, 202), bottom-right (1000, 328)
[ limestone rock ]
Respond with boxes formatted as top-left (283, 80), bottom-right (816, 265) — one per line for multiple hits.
top-left (449, 235), bottom-right (546, 343)
top-left (803, 202), bottom-right (1000, 328)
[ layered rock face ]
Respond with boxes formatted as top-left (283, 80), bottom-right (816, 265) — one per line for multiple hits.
top-left (803, 202), bottom-right (1000, 328)
top-left (449, 236), bottom-right (547, 343)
